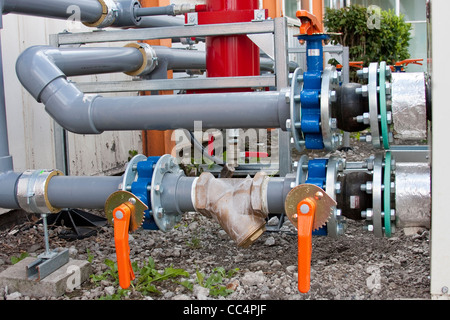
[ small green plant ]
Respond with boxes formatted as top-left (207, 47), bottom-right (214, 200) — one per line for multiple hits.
top-left (10, 252), bottom-right (29, 264)
top-left (91, 257), bottom-right (190, 299)
top-left (128, 149), bottom-right (138, 161)
top-left (90, 258), bottom-right (120, 284)
top-left (135, 257), bottom-right (189, 295)
top-left (186, 227), bottom-right (205, 249)
top-left (186, 234), bottom-right (202, 249)
top-left (91, 256), bottom-right (240, 299)
top-left (195, 267), bottom-right (240, 297)
top-left (86, 248), bottom-right (94, 263)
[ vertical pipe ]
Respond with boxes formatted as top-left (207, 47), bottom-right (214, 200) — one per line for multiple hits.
top-left (140, 0), bottom-right (176, 158)
top-left (263, 0), bottom-right (283, 18)
top-left (205, 0), bottom-right (260, 80)
top-left (0, 8), bottom-right (13, 172)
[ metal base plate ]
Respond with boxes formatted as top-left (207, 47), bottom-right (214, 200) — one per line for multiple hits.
top-left (27, 249), bottom-right (69, 281)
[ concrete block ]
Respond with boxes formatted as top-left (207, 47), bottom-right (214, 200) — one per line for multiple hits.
top-left (0, 257), bottom-right (92, 298)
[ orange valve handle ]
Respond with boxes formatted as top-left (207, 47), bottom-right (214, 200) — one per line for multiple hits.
top-left (296, 197), bottom-right (316, 293)
top-left (113, 202), bottom-right (136, 289)
top-left (296, 10), bottom-right (323, 35)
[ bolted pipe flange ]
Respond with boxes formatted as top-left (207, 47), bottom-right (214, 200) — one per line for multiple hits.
top-left (121, 154), bottom-right (147, 193)
top-left (321, 66), bottom-right (342, 151)
top-left (325, 156), bottom-right (345, 238)
top-left (289, 67), bottom-right (306, 152)
top-left (17, 169), bottom-right (64, 214)
top-left (151, 154), bottom-right (185, 232)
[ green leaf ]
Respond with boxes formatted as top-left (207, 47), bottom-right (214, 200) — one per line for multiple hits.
top-left (11, 252), bottom-right (29, 265)
top-left (196, 270), bottom-right (205, 286)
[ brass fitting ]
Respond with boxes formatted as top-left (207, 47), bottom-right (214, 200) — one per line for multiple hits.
top-left (193, 172), bottom-right (270, 248)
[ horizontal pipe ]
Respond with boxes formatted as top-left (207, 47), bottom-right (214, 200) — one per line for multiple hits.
top-left (49, 47), bottom-right (144, 77)
top-left (160, 174), bottom-right (295, 216)
top-left (135, 5), bottom-right (174, 17)
top-left (2, 0), bottom-right (103, 23)
top-left (16, 46), bottom-right (144, 101)
top-left (153, 46), bottom-right (206, 71)
top-left (266, 176), bottom-right (296, 213)
top-left (0, 171), bottom-right (21, 209)
top-left (160, 174), bottom-right (196, 214)
top-left (138, 15), bottom-right (185, 28)
top-left (46, 176), bottom-right (122, 209)
top-left (90, 90), bottom-right (288, 132)
top-left (16, 45), bottom-right (290, 135)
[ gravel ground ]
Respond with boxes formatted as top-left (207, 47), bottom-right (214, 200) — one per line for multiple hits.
top-left (0, 210), bottom-right (431, 301)
top-left (0, 139), bottom-right (432, 301)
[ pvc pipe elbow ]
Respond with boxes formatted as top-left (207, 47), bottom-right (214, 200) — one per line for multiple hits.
top-left (40, 78), bottom-right (103, 134)
top-left (15, 46), bottom-right (65, 102)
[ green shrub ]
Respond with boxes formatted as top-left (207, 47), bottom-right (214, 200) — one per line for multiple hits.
top-left (324, 5), bottom-right (412, 79)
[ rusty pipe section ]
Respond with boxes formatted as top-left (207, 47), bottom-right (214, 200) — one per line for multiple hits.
top-left (192, 172), bottom-right (270, 248)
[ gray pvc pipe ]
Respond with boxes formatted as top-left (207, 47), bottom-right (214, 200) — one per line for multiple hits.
top-left (266, 176), bottom-right (295, 214)
top-left (160, 174), bottom-right (195, 214)
top-left (153, 46), bottom-right (206, 71)
top-left (138, 15), bottom-right (185, 28)
top-left (2, 0), bottom-right (103, 23)
top-left (50, 47), bottom-right (144, 77)
top-left (135, 5), bottom-right (175, 17)
top-left (16, 46), bottom-right (144, 102)
top-left (0, 34), bottom-right (12, 172)
top-left (46, 176), bottom-right (122, 209)
top-left (0, 171), bottom-right (20, 209)
top-left (90, 91), bottom-right (288, 132)
top-left (16, 45), bottom-right (290, 135)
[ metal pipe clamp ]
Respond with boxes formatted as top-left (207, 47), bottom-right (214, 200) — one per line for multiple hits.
top-left (124, 43), bottom-right (158, 76)
top-left (17, 169), bottom-right (64, 214)
top-left (83, 0), bottom-right (118, 28)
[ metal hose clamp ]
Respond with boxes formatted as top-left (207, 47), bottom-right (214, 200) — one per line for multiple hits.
top-left (17, 169), bottom-right (64, 214)
top-left (124, 43), bottom-right (158, 76)
top-left (83, 0), bottom-right (118, 28)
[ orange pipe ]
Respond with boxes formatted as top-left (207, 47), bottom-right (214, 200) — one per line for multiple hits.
top-left (140, 0), bottom-right (176, 157)
top-left (263, 0), bottom-right (283, 18)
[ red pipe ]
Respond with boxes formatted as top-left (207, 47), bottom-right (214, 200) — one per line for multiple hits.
top-left (205, 0), bottom-right (260, 80)
top-left (191, 0), bottom-right (267, 158)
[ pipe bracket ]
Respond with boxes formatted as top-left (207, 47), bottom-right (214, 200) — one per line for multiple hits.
top-left (17, 169), bottom-right (64, 214)
top-left (124, 43), bottom-right (158, 76)
top-left (83, 0), bottom-right (118, 28)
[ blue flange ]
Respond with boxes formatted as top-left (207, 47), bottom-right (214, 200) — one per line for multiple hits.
top-left (122, 155), bottom-right (161, 230)
top-left (297, 33), bottom-right (330, 150)
top-left (133, 156), bottom-right (161, 230)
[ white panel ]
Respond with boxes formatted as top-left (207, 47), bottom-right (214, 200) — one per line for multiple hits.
top-left (2, 15), bottom-right (59, 172)
top-left (430, 0), bottom-right (450, 299)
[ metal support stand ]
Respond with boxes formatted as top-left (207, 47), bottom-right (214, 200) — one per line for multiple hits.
top-left (26, 213), bottom-right (69, 281)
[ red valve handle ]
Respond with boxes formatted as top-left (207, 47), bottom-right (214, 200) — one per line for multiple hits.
top-left (113, 202), bottom-right (135, 289)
